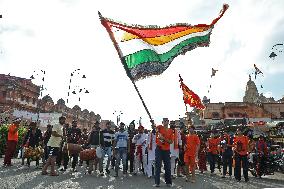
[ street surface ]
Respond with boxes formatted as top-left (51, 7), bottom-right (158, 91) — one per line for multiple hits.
top-left (0, 159), bottom-right (284, 189)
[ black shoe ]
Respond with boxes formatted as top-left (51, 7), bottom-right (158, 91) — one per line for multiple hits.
top-left (106, 169), bottom-right (110, 174)
top-left (153, 184), bottom-right (160, 187)
top-left (245, 178), bottom-right (249, 182)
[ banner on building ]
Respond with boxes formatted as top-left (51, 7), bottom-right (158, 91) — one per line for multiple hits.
top-left (39, 113), bottom-right (62, 127)
top-left (12, 109), bottom-right (38, 121)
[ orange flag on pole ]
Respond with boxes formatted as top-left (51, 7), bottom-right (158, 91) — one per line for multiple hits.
top-left (179, 74), bottom-right (205, 110)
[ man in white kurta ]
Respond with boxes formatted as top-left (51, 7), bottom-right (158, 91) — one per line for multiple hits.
top-left (132, 125), bottom-right (147, 175)
top-left (169, 121), bottom-right (182, 178)
top-left (146, 123), bottom-right (156, 178)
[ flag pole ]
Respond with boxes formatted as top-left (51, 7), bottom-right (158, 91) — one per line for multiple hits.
top-left (98, 11), bottom-right (153, 121)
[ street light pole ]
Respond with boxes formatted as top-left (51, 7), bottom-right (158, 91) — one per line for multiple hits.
top-left (30, 69), bottom-right (46, 123)
top-left (66, 69), bottom-right (87, 104)
top-left (113, 110), bottom-right (123, 126)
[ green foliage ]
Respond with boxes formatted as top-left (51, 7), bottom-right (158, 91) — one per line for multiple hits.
top-left (0, 124), bottom-right (27, 157)
top-left (0, 124), bottom-right (8, 156)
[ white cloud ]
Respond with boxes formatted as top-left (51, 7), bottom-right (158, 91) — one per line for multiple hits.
top-left (1, 0), bottom-right (284, 128)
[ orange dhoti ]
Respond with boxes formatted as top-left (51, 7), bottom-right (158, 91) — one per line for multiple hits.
top-left (184, 153), bottom-right (196, 171)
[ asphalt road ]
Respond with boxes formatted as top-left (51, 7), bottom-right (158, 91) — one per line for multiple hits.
top-left (0, 159), bottom-right (284, 189)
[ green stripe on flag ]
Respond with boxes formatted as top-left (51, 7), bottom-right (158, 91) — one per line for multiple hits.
top-left (124, 34), bottom-right (210, 69)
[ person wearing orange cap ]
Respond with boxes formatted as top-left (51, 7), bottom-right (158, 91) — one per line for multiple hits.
top-left (184, 126), bottom-right (200, 183)
top-left (3, 118), bottom-right (20, 167)
top-left (132, 125), bottom-right (147, 175)
top-left (154, 118), bottom-right (173, 187)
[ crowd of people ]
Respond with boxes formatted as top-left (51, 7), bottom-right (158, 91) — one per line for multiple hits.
top-left (2, 116), bottom-right (278, 187)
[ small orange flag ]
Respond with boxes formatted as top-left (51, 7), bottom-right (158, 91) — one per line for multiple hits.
top-left (179, 74), bottom-right (205, 110)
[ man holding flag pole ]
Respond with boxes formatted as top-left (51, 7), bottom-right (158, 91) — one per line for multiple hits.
top-left (99, 3), bottom-right (228, 186)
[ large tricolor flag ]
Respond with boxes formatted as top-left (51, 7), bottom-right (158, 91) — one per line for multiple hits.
top-left (179, 74), bottom-right (205, 110)
top-left (99, 4), bottom-right (228, 81)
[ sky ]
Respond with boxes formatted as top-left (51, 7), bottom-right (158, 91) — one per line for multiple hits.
top-left (0, 0), bottom-right (284, 128)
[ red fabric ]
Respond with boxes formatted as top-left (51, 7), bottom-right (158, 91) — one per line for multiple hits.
top-left (208, 138), bottom-right (220, 154)
top-left (136, 145), bottom-right (143, 161)
top-left (173, 129), bottom-right (179, 149)
top-left (8, 124), bottom-right (18, 141)
top-left (185, 134), bottom-right (200, 156)
top-left (101, 4), bottom-right (228, 38)
top-left (179, 75), bottom-right (205, 110)
top-left (257, 139), bottom-right (268, 155)
top-left (104, 20), bottom-right (210, 38)
top-left (184, 153), bottom-right (196, 171)
top-left (198, 151), bottom-right (207, 171)
top-left (156, 125), bottom-right (173, 151)
top-left (234, 136), bottom-right (249, 156)
top-left (4, 140), bottom-right (17, 165)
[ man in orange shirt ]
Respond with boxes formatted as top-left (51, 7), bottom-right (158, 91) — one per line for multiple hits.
top-left (207, 133), bottom-right (220, 175)
top-left (184, 126), bottom-right (200, 183)
top-left (3, 118), bottom-right (21, 167)
top-left (154, 118), bottom-right (173, 187)
top-left (234, 129), bottom-right (249, 182)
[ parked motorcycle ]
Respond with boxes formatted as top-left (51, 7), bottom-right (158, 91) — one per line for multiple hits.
top-left (248, 153), bottom-right (282, 177)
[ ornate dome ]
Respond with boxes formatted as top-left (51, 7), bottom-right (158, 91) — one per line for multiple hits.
top-left (82, 109), bottom-right (89, 114)
top-left (95, 114), bottom-right (101, 122)
top-left (72, 105), bottom-right (81, 112)
top-left (243, 75), bottom-right (259, 103)
top-left (57, 98), bottom-right (65, 105)
top-left (41, 95), bottom-right (54, 103)
top-left (89, 111), bottom-right (96, 119)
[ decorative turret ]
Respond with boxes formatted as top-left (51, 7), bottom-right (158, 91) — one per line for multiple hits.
top-left (243, 75), bottom-right (259, 103)
top-left (57, 98), bottom-right (65, 105)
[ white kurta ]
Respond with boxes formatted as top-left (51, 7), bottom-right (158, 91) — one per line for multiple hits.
top-left (170, 129), bottom-right (182, 157)
top-left (132, 133), bottom-right (147, 155)
top-left (132, 133), bottom-right (148, 174)
top-left (146, 131), bottom-right (156, 177)
top-left (146, 132), bottom-right (156, 161)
